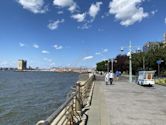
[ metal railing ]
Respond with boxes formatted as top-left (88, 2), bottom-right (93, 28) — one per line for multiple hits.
top-left (36, 74), bottom-right (95, 125)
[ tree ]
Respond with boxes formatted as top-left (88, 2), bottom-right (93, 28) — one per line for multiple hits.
top-left (114, 55), bottom-right (129, 73)
top-left (96, 60), bottom-right (107, 71)
top-left (96, 44), bottom-right (166, 76)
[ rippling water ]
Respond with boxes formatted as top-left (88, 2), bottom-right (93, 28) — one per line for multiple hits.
top-left (0, 71), bottom-right (79, 125)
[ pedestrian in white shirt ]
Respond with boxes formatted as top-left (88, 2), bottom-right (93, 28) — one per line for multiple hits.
top-left (109, 71), bottom-right (114, 85)
top-left (105, 72), bottom-right (109, 85)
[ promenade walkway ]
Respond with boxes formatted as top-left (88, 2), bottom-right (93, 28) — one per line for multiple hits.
top-left (87, 76), bottom-right (166, 125)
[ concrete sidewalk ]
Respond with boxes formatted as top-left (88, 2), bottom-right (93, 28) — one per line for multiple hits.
top-left (87, 77), bottom-right (166, 125)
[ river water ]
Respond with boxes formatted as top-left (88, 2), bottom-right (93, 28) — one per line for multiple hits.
top-left (0, 71), bottom-right (79, 125)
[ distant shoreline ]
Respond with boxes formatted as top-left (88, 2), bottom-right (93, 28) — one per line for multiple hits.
top-left (0, 69), bottom-right (86, 73)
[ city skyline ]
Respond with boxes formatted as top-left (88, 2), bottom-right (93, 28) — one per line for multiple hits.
top-left (0, 0), bottom-right (166, 68)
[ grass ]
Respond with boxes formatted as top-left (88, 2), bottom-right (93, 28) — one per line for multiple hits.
top-left (155, 78), bottom-right (166, 86)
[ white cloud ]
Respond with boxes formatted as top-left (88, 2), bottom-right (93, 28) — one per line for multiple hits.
top-left (96, 52), bottom-right (101, 55)
top-left (71, 13), bottom-right (86, 22)
top-left (19, 42), bottom-right (25, 47)
top-left (50, 62), bottom-right (56, 66)
top-left (68, 3), bottom-right (77, 13)
top-left (57, 11), bottom-right (64, 15)
top-left (17, 0), bottom-right (47, 14)
top-left (89, 2), bottom-right (102, 18)
top-left (53, 44), bottom-right (63, 50)
top-left (151, 10), bottom-right (158, 15)
top-left (77, 23), bottom-right (91, 30)
top-left (109, 0), bottom-right (149, 27)
top-left (33, 44), bottom-right (39, 48)
top-left (53, 0), bottom-right (77, 13)
top-left (101, 12), bottom-right (109, 19)
top-left (95, 49), bottom-right (108, 56)
top-left (53, 0), bottom-right (74, 7)
top-left (83, 56), bottom-right (94, 60)
top-left (103, 49), bottom-right (108, 53)
top-left (48, 19), bottom-right (64, 30)
top-left (42, 50), bottom-right (49, 54)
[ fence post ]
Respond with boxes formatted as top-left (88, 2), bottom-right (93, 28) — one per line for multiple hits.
top-left (75, 82), bottom-right (82, 115)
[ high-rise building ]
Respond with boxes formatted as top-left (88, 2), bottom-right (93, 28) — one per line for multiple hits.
top-left (163, 33), bottom-right (166, 43)
top-left (17, 60), bottom-right (27, 70)
top-left (143, 33), bottom-right (166, 52)
top-left (143, 42), bottom-right (160, 52)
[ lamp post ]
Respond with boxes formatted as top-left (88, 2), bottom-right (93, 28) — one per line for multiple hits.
top-left (111, 58), bottom-right (117, 73)
top-left (107, 59), bottom-right (111, 72)
top-left (129, 41), bottom-right (132, 83)
top-left (143, 56), bottom-right (145, 70)
top-left (121, 41), bottom-right (140, 83)
top-left (111, 59), bottom-right (114, 72)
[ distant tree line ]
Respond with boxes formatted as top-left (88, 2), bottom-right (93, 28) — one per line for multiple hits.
top-left (96, 44), bottom-right (166, 76)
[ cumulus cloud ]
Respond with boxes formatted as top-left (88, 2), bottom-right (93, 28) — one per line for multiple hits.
top-left (89, 2), bottom-right (102, 19)
top-left (33, 44), bottom-right (39, 48)
top-left (68, 3), bottom-right (77, 13)
top-left (103, 49), bottom-right (108, 53)
top-left (109, 0), bottom-right (149, 27)
top-left (53, 44), bottom-right (63, 50)
top-left (53, 0), bottom-right (74, 7)
top-left (71, 13), bottom-right (86, 22)
top-left (101, 12), bottom-right (109, 19)
top-left (77, 23), bottom-right (91, 30)
top-left (53, 0), bottom-right (77, 13)
top-left (151, 10), bottom-right (158, 15)
top-left (19, 42), bottom-right (25, 47)
top-left (96, 52), bottom-right (101, 55)
top-left (83, 56), bottom-right (94, 60)
top-left (17, 0), bottom-right (47, 14)
top-left (95, 49), bottom-right (108, 56)
top-left (42, 50), bottom-right (49, 54)
top-left (48, 19), bottom-right (64, 30)
top-left (50, 62), bottom-right (56, 66)
top-left (57, 11), bottom-right (64, 15)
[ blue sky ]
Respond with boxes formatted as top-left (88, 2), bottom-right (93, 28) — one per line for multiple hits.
top-left (0, 0), bottom-right (166, 68)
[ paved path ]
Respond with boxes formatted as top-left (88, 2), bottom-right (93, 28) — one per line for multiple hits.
top-left (87, 76), bottom-right (166, 125)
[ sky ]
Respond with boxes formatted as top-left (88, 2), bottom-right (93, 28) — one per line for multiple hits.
top-left (0, 0), bottom-right (166, 68)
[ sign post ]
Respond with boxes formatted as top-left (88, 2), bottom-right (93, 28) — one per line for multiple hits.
top-left (156, 59), bottom-right (164, 76)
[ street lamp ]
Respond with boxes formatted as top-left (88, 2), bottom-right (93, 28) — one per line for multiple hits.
top-left (111, 58), bottom-right (117, 73)
top-left (107, 59), bottom-right (111, 72)
top-left (107, 58), bottom-right (117, 72)
top-left (121, 41), bottom-right (140, 83)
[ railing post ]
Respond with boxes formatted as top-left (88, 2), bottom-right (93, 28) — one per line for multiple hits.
top-left (75, 82), bottom-right (82, 115)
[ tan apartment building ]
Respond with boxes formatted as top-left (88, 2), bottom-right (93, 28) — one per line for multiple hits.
top-left (17, 60), bottom-right (27, 70)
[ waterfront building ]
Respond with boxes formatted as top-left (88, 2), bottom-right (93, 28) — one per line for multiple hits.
top-left (163, 33), bottom-right (166, 43)
top-left (143, 33), bottom-right (166, 52)
top-left (143, 42), bottom-right (160, 52)
top-left (17, 60), bottom-right (27, 70)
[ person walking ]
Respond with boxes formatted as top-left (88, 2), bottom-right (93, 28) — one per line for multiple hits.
top-left (105, 72), bottom-right (109, 85)
top-left (115, 70), bottom-right (120, 80)
top-left (109, 71), bottom-right (114, 85)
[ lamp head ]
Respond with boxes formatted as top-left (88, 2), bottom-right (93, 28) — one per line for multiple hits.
top-left (120, 47), bottom-right (124, 52)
